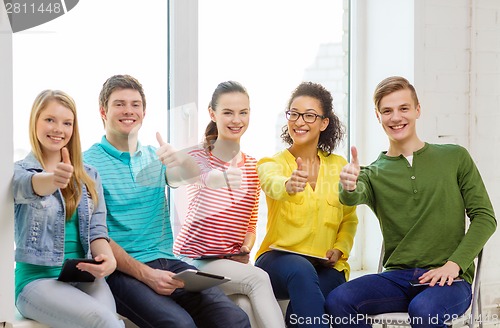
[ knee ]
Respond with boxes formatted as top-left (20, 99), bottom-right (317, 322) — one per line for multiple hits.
top-left (224, 304), bottom-right (251, 328)
top-left (288, 262), bottom-right (318, 283)
top-left (89, 308), bottom-right (125, 328)
top-left (408, 298), bottom-right (444, 325)
top-left (172, 317), bottom-right (198, 328)
top-left (253, 266), bottom-right (273, 284)
top-left (325, 285), bottom-right (353, 316)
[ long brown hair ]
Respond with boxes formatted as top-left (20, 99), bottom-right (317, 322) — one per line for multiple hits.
top-left (29, 90), bottom-right (98, 220)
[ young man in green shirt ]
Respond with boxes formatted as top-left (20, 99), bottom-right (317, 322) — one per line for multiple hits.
top-left (326, 76), bottom-right (496, 327)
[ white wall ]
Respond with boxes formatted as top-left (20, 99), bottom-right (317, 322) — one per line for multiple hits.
top-left (0, 3), bottom-right (14, 323)
top-left (351, 0), bottom-right (415, 272)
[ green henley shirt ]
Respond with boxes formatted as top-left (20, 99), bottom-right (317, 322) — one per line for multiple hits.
top-left (340, 143), bottom-right (496, 283)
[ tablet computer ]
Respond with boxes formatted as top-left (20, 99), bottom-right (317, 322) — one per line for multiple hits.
top-left (193, 252), bottom-right (249, 260)
top-left (409, 278), bottom-right (464, 286)
top-left (57, 258), bottom-right (102, 283)
top-left (172, 269), bottom-right (230, 292)
top-left (269, 245), bottom-right (329, 260)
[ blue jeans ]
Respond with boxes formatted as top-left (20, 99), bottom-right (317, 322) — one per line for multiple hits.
top-left (106, 258), bottom-right (250, 328)
top-left (16, 278), bottom-right (123, 328)
top-left (326, 268), bottom-right (472, 328)
top-left (256, 251), bottom-right (346, 328)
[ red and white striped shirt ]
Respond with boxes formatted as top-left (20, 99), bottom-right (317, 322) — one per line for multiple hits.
top-left (173, 148), bottom-right (260, 257)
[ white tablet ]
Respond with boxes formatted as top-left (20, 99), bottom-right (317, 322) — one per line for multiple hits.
top-left (173, 269), bottom-right (230, 292)
top-left (269, 245), bottom-right (329, 260)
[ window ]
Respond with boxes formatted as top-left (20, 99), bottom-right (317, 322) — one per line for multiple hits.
top-left (13, 0), bottom-right (169, 160)
top-left (180, 0), bottom-right (358, 268)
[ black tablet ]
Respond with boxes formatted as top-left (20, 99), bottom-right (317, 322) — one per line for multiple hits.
top-left (409, 278), bottom-right (464, 286)
top-left (193, 252), bottom-right (249, 260)
top-left (58, 258), bottom-right (102, 283)
top-left (172, 269), bottom-right (230, 292)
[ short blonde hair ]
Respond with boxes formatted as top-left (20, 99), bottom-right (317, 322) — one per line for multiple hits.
top-left (373, 76), bottom-right (419, 112)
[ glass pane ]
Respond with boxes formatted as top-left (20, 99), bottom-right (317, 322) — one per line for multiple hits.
top-left (13, 0), bottom-right (169, 161)
top-left (197, 0), bottom-right (355, 266)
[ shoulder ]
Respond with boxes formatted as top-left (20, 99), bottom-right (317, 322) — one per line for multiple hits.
top-left (139, 144), bottom-right (159, 156)
top-left (257, 150), bottom-right (288, 166)
top-left (84, 143), bottom-right (105, 160)
top-left (83, 163), bottom-right (99, 177)
top-left (188, 145), bottom-right (210, 159)
top-left (15, 153), bottom-right (42, 170)
top-left (426, 143), bottom-right (470, 159)
top-left (242, 152), bottom-right (258, 165)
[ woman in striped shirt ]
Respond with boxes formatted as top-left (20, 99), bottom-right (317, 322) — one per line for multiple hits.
top-left (174, 81), bottom-right (285, 328)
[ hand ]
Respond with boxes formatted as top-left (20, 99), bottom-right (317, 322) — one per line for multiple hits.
top-left (229, 245), bottom-right (250, 264)
top-left (224, 155), bottom-right (242, 189)
top-left (156, 132), bottom-right (183, 168)
top-left (323, 249), bottom-right (342, 267)
top-left (53, 147), bottom-right (73, 189)
top-left (76, 254), bottom-right (117, 279)
top-left (142, 267), bottom-right (185, 296)
top-left (417, 261), bottom-right (461, 287)
top-left (285, 157), bottom-right (308, 194)
top-left (339, 146), bottom-right (360, 191)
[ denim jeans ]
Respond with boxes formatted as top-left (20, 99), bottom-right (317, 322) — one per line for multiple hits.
top-left (256, 250), bottom-right (346, 328)
top-left (106, 258), bottom-right (250, 328)
top-left (16, 278), bottom-right (124, 328)
top-left (326, 268), bottom-right (472, 328)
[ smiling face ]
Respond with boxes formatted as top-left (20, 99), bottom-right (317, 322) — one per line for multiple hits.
top-left (36, 100), bottom-right (74, 156)
top-left (287, 96), bottom-right (329, 147)
top-left (375, 88), bottom-right (420, 144)
top-left (101, 88), bottom-right (145, 142)
top-left (209, 92), bottom-right (250, 143)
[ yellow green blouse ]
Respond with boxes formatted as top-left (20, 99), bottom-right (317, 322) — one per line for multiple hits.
top-left (255, 149), bottom-right (358, 279)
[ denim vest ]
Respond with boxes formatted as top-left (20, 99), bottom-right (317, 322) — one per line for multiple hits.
top-left (13, 152), bottom-right (109, 266)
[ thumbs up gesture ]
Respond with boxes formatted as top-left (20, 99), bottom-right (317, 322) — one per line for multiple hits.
top-left (53, 147), bottom-right (74, 189)
top-left (339, 146), bottom-right (360, 191)
top-left (285, 157), bottom-right (308, 194)
top-left (156, 132), bottom-right (182, 167)
top-left (224, 155), bottom-right (242, 190)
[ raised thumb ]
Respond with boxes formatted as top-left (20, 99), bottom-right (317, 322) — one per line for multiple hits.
top-left (61, 147), bottom-right (71, 165)
top-left (156, 132), bottom-right (166, 146)
top-left (296, 157), bottom-right (303, 170)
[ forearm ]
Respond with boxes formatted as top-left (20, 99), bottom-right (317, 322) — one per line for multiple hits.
top-left (32, 173), bottom-right (58, 196)
top-left (90, 238), bottom-right (114, 259)
top-left (241, 232), bottom-right (256, 251)
top-left (109, 239), bottom-right (151, 281)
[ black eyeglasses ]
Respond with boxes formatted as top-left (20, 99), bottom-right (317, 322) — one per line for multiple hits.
top-left (285, 111), bottom-right (325, 123)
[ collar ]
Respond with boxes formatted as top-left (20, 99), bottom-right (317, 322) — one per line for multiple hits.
top-left (99, 136), bottom-right (143, 163)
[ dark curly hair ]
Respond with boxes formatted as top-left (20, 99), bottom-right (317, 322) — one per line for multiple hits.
top-left (280, 82), bottom-right (345, 154)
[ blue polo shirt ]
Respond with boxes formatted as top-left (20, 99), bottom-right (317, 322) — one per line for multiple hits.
top-left (84, 136), bottom-right (175, 263)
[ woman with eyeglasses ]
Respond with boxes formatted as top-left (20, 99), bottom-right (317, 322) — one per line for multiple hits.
top-left (254, 82), bottom-right (358, 328)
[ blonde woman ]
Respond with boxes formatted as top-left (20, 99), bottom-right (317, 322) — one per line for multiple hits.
top-left (13, 90), bottom-right (122, 328)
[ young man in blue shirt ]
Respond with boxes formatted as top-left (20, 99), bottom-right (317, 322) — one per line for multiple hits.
top-left (84, 74), bottom-right (250, 328)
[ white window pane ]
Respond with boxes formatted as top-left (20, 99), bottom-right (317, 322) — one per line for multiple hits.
top-left (197, 0), bottom-right (358, 268)
top-left (13, 0), bottom-right (169, 160)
